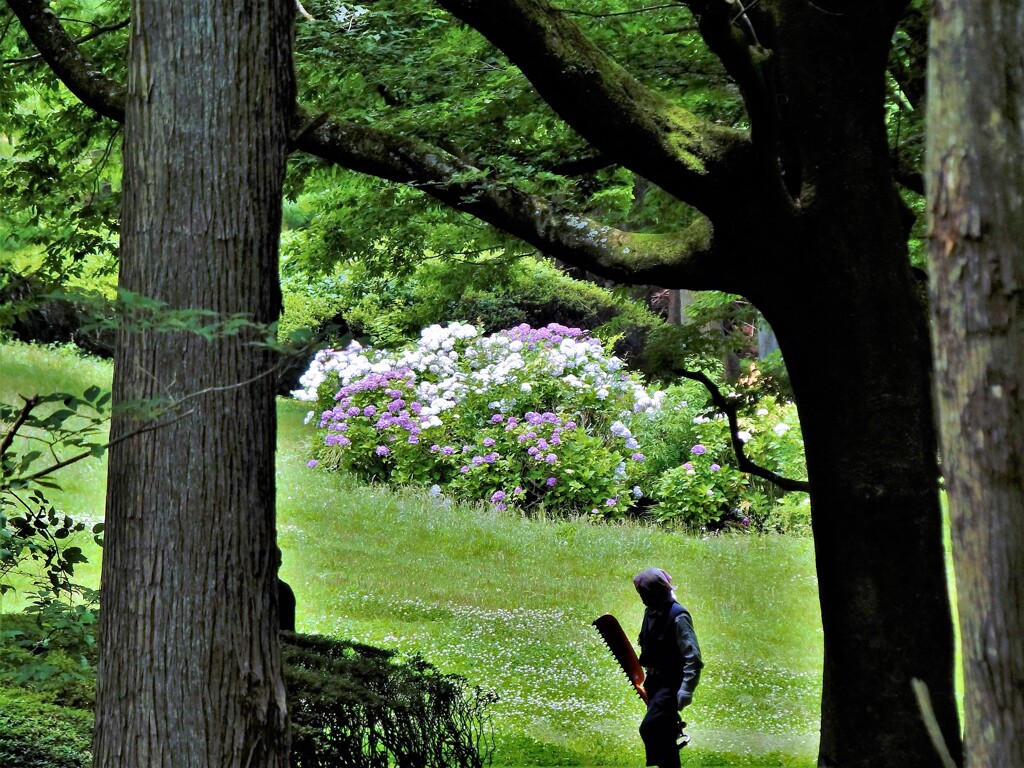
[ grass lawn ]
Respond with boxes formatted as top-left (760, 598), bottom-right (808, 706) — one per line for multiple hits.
top-left (2, 341), bottom-right (822, 766)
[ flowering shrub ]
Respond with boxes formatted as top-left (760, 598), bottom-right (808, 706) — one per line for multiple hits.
top-left (651, 453), bottom-right (746, 528)
top-left (625, 383), bottom-right (808, 531)
top-left (296, 323), bottom-right (809, 530)
top-left (297, 323), bottom-right (660, 518)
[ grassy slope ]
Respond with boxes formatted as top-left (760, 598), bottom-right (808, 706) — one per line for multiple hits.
top-left (2, 341), bottom-right (821, 766)
top-left (284, 395), bottom-right (823, 766)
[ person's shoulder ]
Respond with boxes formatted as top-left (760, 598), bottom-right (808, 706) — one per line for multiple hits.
top-left (670, 602), bottom-right (693, 621)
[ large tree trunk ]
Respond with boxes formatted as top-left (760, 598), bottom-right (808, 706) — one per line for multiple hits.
top-left (742, 6), bottom-right (964, 763)
top-left (766, 271), bottom-right (961, 768)
top-left (93, 1), bottom-right (295, 766)
top-left (928, 1), bottom-right (1024, 765)
top-left (758, 210), bottom-right (962, 768)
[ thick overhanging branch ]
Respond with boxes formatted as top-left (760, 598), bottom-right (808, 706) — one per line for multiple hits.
top-left (6, 0), bottom-right (125, 122)
top-left (680, 2), bottom-right (777, 150)
top-left (299, 114), bottom-right (726, 287)
top-left (6, 0), bottom-right (736, 289)
top-left (434, 0), bottom-right (754, 219)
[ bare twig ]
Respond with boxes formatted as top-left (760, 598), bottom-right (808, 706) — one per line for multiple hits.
top-left (678, 369), bottom-right (810, 492)
top-left (14, 407), bottom-right (195, 485)
top-left (0, 395), bottom-right (40, 457)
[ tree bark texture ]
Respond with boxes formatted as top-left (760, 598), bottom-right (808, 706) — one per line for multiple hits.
top-left (725, 5), bottom-right (962, 763)
top-left (754, 184), bottom-right (961, 768)
top-left (927, 2), bottom-right (1024, 765)
top-left (93, 2), bottom-right (295, 766)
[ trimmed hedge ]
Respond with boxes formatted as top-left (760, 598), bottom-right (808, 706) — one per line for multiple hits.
top-left (0, 629), bottom-right (495, 768)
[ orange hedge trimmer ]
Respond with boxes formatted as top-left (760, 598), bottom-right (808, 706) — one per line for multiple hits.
top-left (592, 613), bottom-right (648, 703)
top-left (592, 613), bottom-right (690, 747)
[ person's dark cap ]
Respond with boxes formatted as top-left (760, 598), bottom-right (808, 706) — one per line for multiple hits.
top-left (633, 567), bottom-right (674, 606)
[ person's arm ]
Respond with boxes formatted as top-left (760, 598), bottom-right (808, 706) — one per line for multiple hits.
top-left (674, 610), bottom-right (703, 708)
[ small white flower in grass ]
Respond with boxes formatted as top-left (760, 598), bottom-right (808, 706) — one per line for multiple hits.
top-left (773, 422), bottom-right (791, 435)
top-left (737, 429), bottom-right (752, 442)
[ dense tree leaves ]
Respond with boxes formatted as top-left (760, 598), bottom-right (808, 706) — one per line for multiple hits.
top-left (0, 0), bottom-right (126, 276)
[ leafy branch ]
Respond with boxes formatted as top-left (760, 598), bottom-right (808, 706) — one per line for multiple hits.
top-left (3, 15), bottom-right (128, 63)
top-left (5, 0), bottom-right (747, 290)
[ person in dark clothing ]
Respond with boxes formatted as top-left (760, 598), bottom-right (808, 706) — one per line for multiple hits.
top-left (278, 577), bottom-right (296, 632)
top-left (634, 567), bottom-right (703, 768)
top-left (275, 546), bottom-right (296, 632)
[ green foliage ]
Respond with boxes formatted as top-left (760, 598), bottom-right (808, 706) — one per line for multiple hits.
top-left (301, 322), bottom-right (809, 529)
top-left (279, 250), bottom-right (674, 376)
top-left (625, 381), bottom-right (710, 477)
top-left (0, 612), bottom-right (96, 709)
top-left (759, 493), bottom-right (812, 536)
top-left (625, 379), bottom-right (808, 531)
top-left (651, 455), bottom-right (747, 529)
top-left (279, 271), bottom-right (348, 341)
top-left (0, 388), bottom-right (106, 688)
top-left (283, 632), bottom-right (497, 768)
top-left (279, 0), bottom-right (737, 276)
top-left (0, 0), bottom-right (128, 282)
top-left (0, 688), bottom-right (92, 768)
top-left (1, 390), bottom-right (108, 594)
top-left (303, 322), bottom-right (658, 517)
top-left (0, 626), bottom-right (497, 768)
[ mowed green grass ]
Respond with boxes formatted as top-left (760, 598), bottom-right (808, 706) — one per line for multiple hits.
top-left (2, 341), bottom-right (822, 766)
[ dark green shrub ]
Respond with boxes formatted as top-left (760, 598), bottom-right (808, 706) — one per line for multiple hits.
top-left (0, 688), bottom-right (92, 768)
top-left (282, 632), bottom-right (497, 768)
top-left (0, 267), bottom-right (116, 358)
top-left (0, 627), bottom-right (495, 768)
top-left (0, 613), bottom-right (97, 710)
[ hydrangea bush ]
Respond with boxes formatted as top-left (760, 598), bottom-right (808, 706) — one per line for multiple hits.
top-left (296, 323), bottom-right (661, 517)
top-left (296, 323), bottom-right (809, 530)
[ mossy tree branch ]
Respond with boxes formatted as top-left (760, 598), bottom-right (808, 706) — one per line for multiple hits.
top-left (434, 0), bottom-right (757, 220)
top-left (6, 0), bottom-right (742, 290)
top-left (6, 0), bottom-right (125, 121)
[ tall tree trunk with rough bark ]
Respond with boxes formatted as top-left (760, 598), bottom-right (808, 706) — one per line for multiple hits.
top-left (723, 4), bottom-right (963, 762)
top-left (928, 1), bottom-right (1024, 765)
top-left (92, 1), bottom-right (295, 766)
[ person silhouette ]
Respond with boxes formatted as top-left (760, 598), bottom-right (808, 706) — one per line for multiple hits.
top-left (634, 568), bottom-right (703, 768)
top-left (275, 546), bottom-right (296, 632)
